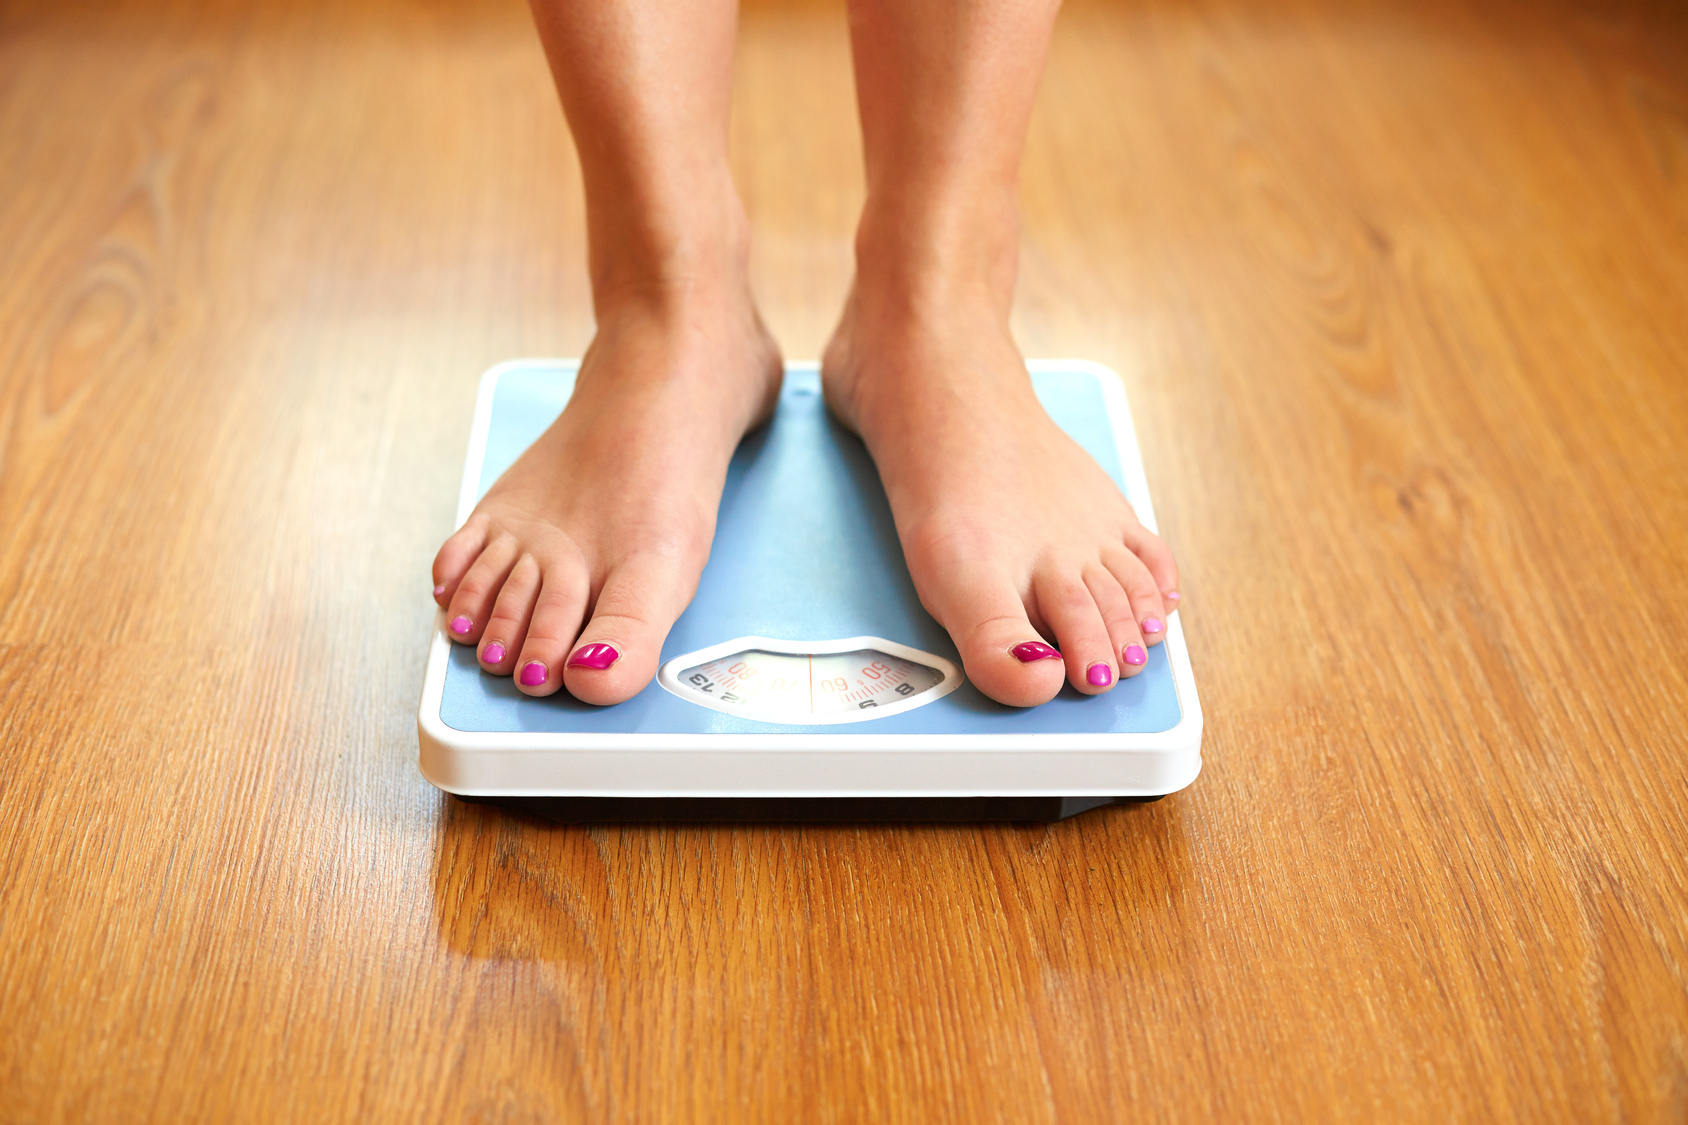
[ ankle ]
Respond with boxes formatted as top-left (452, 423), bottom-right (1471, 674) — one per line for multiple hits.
top-left (850, 189), bottom-right (1021, 318)
top-left (584, 253), bottom-right (782, 426)
top-left (585, 168), bottom-right (754, 310)
top-left (823, 280), bottom-right (1031, 443)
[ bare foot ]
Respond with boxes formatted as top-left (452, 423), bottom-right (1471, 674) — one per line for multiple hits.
top-left (432, 281), bottom-right (781, 703)
top-left (823, 280), bottom-right (1181, 708)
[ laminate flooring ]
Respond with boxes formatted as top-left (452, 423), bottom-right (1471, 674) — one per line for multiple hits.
top-left (1, 0), bottom-right (1685, 1119)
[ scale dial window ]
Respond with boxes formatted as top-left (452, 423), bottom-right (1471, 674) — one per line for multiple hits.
top-left (657, 637), bottom-right (962, 725)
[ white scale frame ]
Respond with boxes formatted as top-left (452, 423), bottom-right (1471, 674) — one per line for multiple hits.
top-left (417, 359), bottom-right (1204, 800)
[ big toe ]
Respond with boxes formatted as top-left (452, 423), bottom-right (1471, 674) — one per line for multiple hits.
top-left (562, 550), bottom-right (700, 706)
top-left (935, 573), bottom-right (1065, 708)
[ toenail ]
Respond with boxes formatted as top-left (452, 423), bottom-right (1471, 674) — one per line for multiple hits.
top-left (482, 642), bottom-right (505, 665)
top-left (520, 661), bottom-right (547, 686)
top-left (1124, 645), bottom-right (1147, 666)
top-left (1087, 662), bottom-right (1113, 688)
top-left (568, 642), bottom-right (620, 670)
top-left (1165, 591), bottom-right (1181, 602)
top-left (1010, 641), bottom-right (1061, 663)
top-left (1143, 617), bottom-right (1163, 634)
top-left (433, 584), bottom-right (446, 597)
top-left (450, 615), bottom-right (472, 635)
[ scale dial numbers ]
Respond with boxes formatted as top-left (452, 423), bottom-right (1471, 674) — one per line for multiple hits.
top-left (657, 637), bottom-right (961, 725)
top-left (679, 649), bottom-right (941, 715)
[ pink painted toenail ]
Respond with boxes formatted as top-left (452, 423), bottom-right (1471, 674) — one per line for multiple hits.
top-left (1087, 662), bottom-right (1113, 687)
top-left (433, 584), bottom-right (446, 597)
top-left (450, 616), bottom-right (472, 635)
top-left (1124, 645), bottom-right (1147, 666)
top-left (1143, 618), bottom-right (1163, 634)
top-left (1011, 641), bottom-right (1061, 663)
top-left (568, 642), bottom-right (620, 670)
top-left (520, 661), bottom-right (547, 686)
top-left (483, 642), bottom-right (505, 664)
top-left (1165, 592), bottom-right (1181, 602)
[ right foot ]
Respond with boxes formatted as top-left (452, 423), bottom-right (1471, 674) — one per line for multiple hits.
top-left (431, 282), bottom-right (781, 704)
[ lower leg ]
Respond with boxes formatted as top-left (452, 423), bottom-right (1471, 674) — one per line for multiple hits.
top-left (432, 0), bottom-right (781, 704)
top-left (826, 0), bottom-right (1181, 706)
top-left (530, 0), bottom-right (747, 301)
top-left (844, 0), bottom-right (1053, 317)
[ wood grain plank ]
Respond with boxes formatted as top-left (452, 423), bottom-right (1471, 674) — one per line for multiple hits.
top-left (1, 0), bottom-right (1684, 1121)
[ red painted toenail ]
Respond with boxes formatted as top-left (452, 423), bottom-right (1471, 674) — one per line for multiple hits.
top-left (483, 642), bottom-right (506, 664)
top-left (1010, 641), bottom-right (1061, 663)
top-left (433, 584), bottom-right (446, 597)
top-left (1124, 645), bottom-right (1147, 666)
top-left (450, 616), bottom-right (472, 635)
top-left (568, 643), bottom-right (620, 670)
top-left (1086, 662), bottom-right (1113, 688)
top-left (1143, 617), bottom-right (1163, 633)
top-left (520, 661), bottom-right (547, 686)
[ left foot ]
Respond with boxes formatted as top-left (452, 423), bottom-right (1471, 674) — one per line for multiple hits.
top-left (823, 254), bottom-right (1181, 707)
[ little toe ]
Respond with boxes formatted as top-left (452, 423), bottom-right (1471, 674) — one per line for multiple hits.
top-left (1104, 546), bottom-right (1169, 651)
top-left (1034, 570), bottom-right (1117, 694)
top-left (443, 535), bottom-right (519, 645)
top-left (1083, 564), bottom-right (1148, 680)
top-left (512, 565), bottom-right (590, 697)
top-left (562, 551), bottom-right (698, 706)
top-left (477, 554), bottom-right (541, 675)
top-left (1123, 524), bottom-right (1182, 608)
top-left (432, 517), bottom-right (488, 607)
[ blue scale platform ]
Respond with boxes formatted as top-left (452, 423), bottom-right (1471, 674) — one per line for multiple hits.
top-left (439, 363), bottom-right (1182, 739)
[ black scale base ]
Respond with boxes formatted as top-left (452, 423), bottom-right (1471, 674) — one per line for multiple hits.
top-left (459, 794), bottom-right (1164, 824)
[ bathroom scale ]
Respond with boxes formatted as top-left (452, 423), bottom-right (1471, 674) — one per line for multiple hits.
top-left (417, 359), bottom-right (1202, 822)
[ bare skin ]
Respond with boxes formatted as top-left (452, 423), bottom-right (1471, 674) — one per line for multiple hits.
top-left (825, 293), bottom-right (1179, 705)
top-left (822, 0), bottom-right (1180, 705)
top-left (433, 287), bottom-right (780, 703)
top-left (432, 0), bottom-right (1182, 707)
top-left (431, 0), bottom-right (781, 702)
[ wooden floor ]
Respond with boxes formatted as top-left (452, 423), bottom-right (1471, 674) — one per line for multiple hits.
top-left (2, 0), bottom-right (1686, 1119)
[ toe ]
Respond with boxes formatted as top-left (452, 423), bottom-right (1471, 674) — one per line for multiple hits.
top-left (922, 568), bottom-right (1064, 708)
top-left (562, 549), bottom-right (699, 706)
top-left (945, 574), bottom-right (1060, 706)
top-left (1105, 545), bottom-right (1169, 651)
top-left (1034, 569), bottom-right (1117, 694)
top-left (1083, 564), bottom-right (1148, 680)
top-left (512, 564), bottom-right (590, 697)
top-left (1123, 523), bottom-right (1182, 608)
top-left (443, 535), bottom-right (518, 645)
top-left (432, 516), bottom-right (488, 607)
top-left (477, 554), bottom-right (541, 675)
